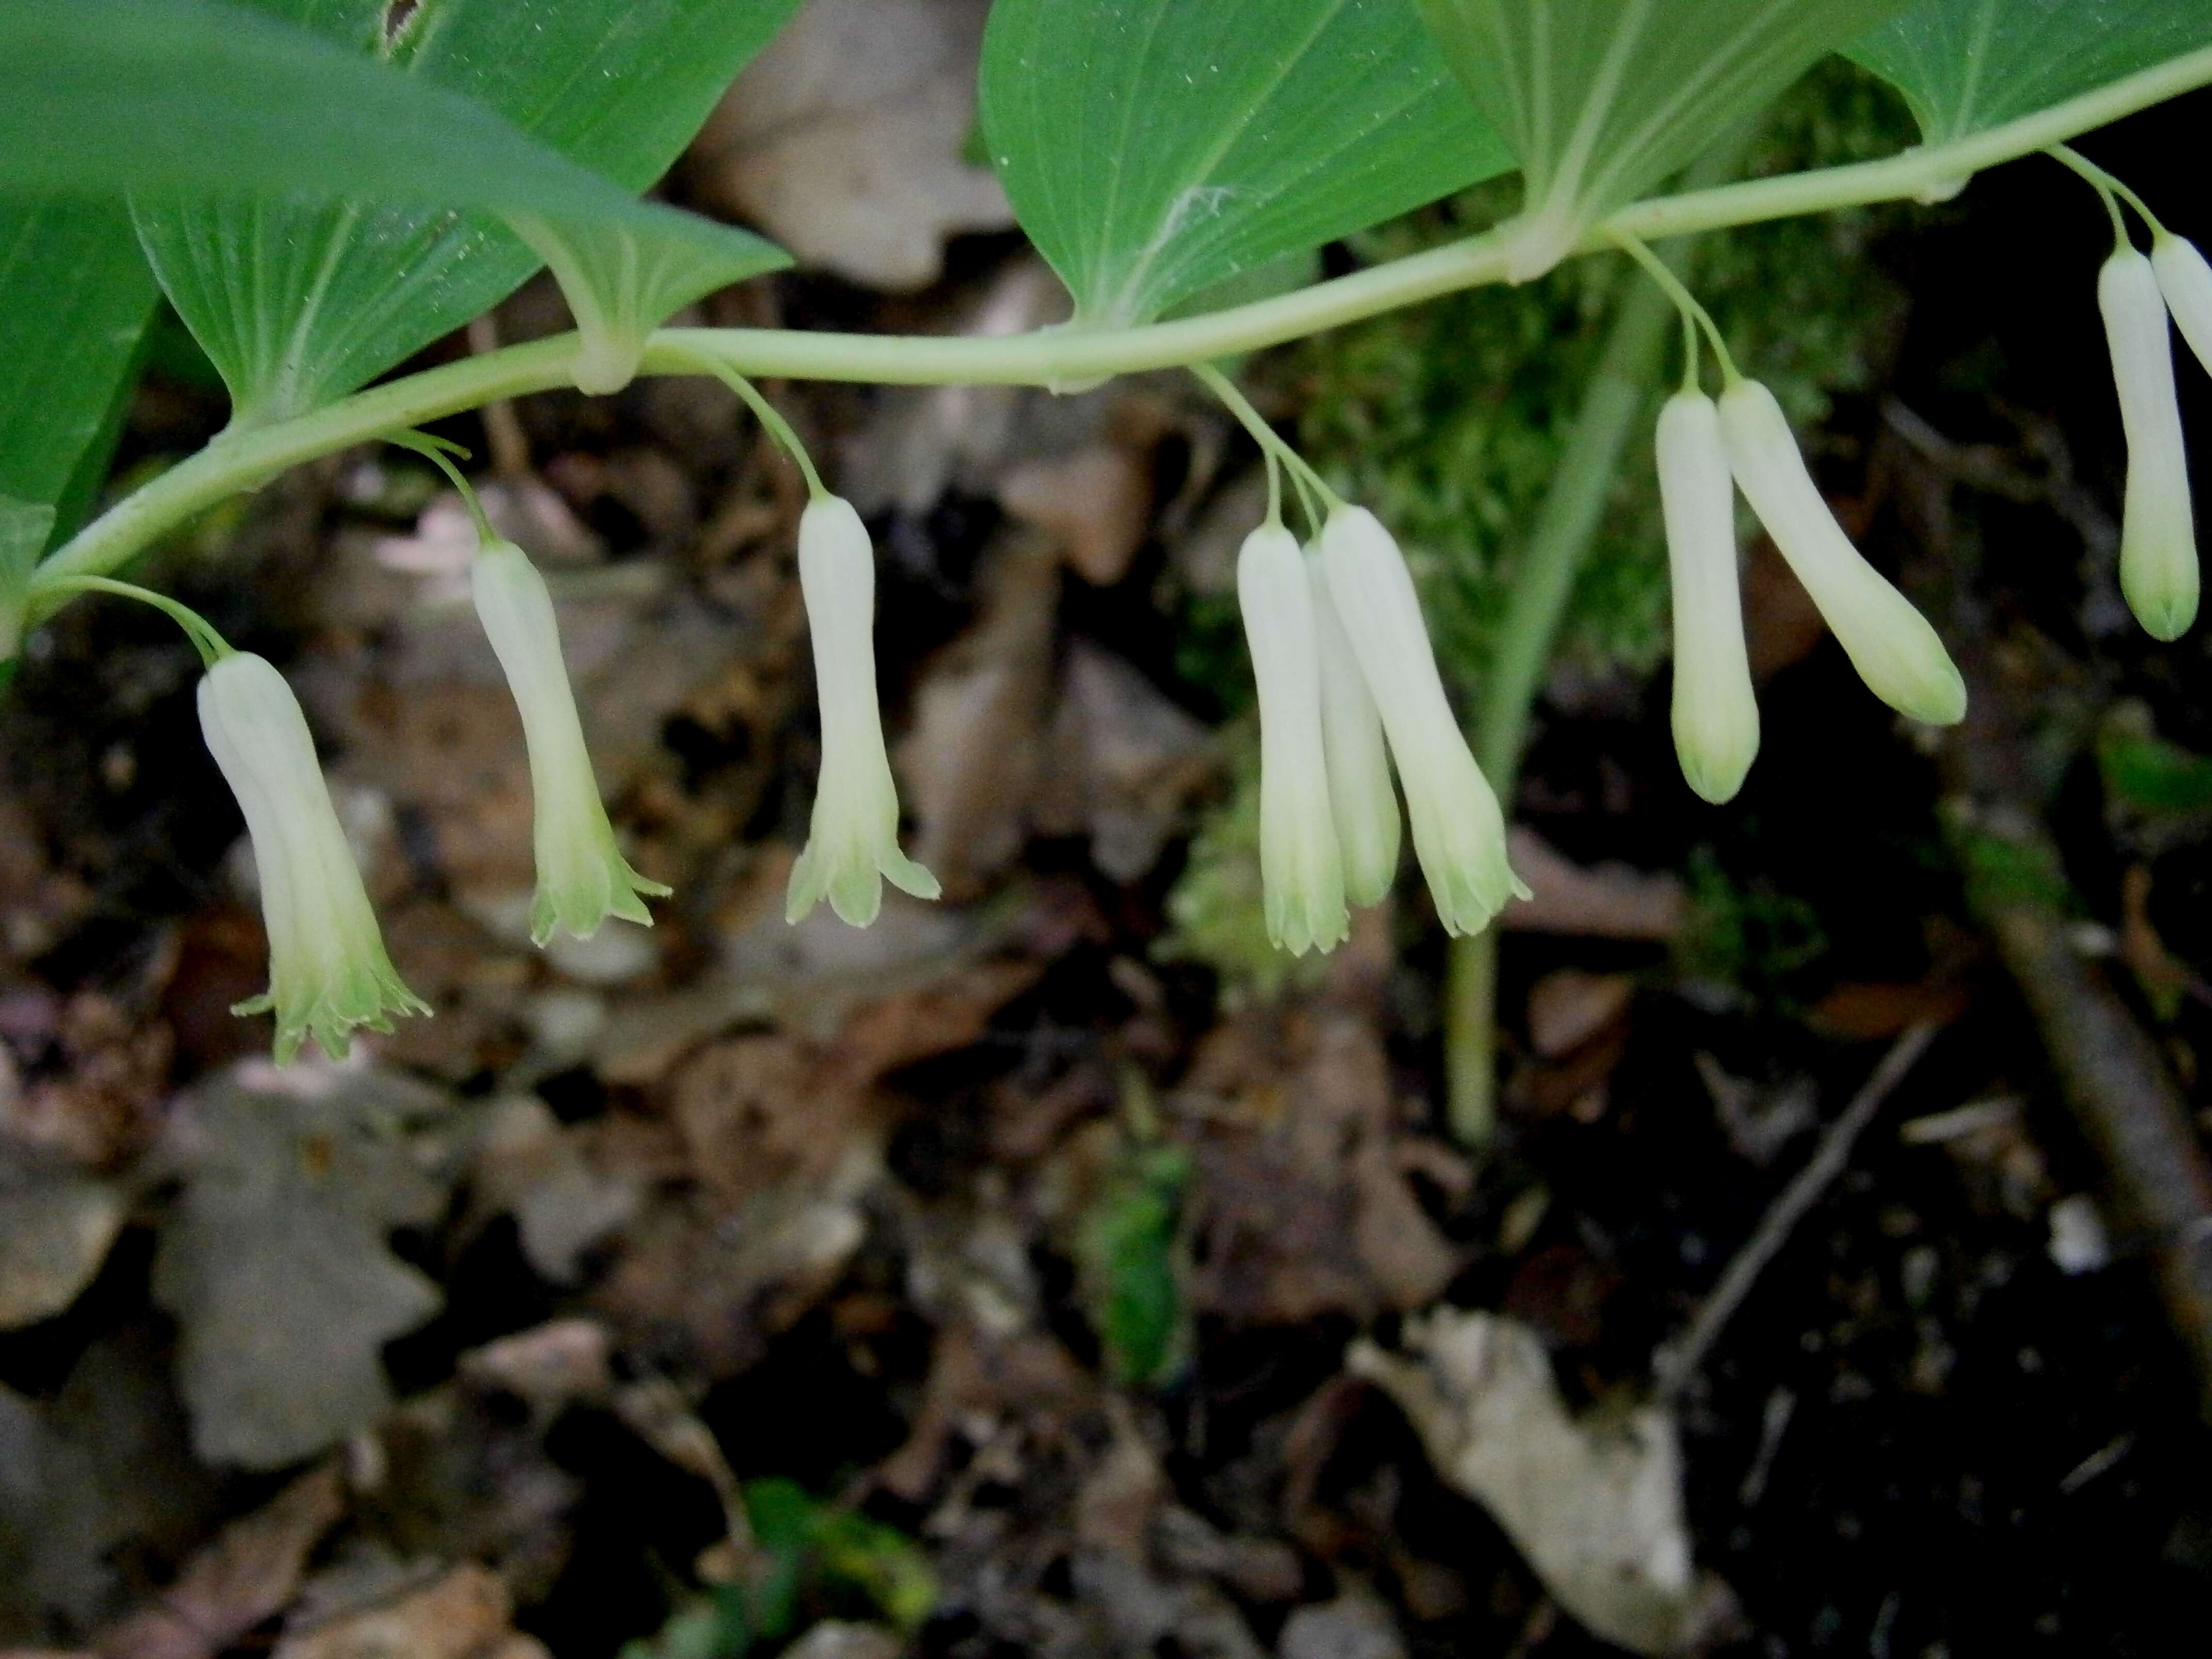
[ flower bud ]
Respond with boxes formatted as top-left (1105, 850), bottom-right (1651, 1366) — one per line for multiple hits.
top-left (1656, 391), bottom-right (1759, 803)
top-left (1717, 378), bottom-right (1966, 723)
top-left (2152, 233), bottom-right (2212, 381)
top-left (2105, 245), bottom-right (2200, 639)
top-left (473, 539), bottom-right (671, 945)
top-left (198, 652), bottom-right (428, 1063)
top-left (1307, 547), bottom-right (1401, 906)
top-left (786, 496), bottom-right (941, 926)
top-left (1236, 525), bottom-right (1347, 955)
top-left (1319, 506), bottom-right (1524, 936)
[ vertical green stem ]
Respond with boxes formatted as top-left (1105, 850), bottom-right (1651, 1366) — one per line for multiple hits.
top-left (1444, 137), bottom-right (1750, 1149)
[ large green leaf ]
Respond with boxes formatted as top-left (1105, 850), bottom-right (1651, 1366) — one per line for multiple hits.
top-left (1847, 0), bottom-right (2212, 143)
top-left (0, 0), bottom-right (795, 422)
top-left (133, 0), bottom-right (802, 421)
top-left (0, 201), bottom-right (158, 523)
top-left (979, 0), bottom-right (1512, 329)
top-left (1418, 0), bottom-right (1907, 276)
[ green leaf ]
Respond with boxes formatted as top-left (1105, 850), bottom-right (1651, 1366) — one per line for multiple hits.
top-left (0, 0), bottom-right (792, 422)
top-left (1079, 1143), bottom-right (1190, 1387)
top-left (1847, 0), bottom-right (2212, 143)
top-left (2099, 729), bottom-right (2212, 815)
top-left (979, 0), bottom-right (1512, 328)
top-left (0, 200), bottom-right (159, 524)
top-left (0, 496), bottom-right (56, 655)
top-left (1417, 0), bottom-right (1907, 275)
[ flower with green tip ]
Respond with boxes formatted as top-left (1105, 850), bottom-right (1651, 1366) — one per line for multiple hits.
top-left (1657, 389), bottom-right (1760, 803)
top-left (1717, 378), bottom-right (1966, 724)
top-left (473, 538), bottom-right (671, 945)
top-left (1319, 505), bottom-right (1525, 937)
top-left (1305, 545), bottom-right (1400, 907)
top-left (1237, 523), bottom-right (1346, 956)
top-left (787, 495), bottom-right (941, 926)
top-left (2105, 244), bottom-right (2200, 640)
top-left (2152, 232), bottom-right (2212, 375)
top-left (197, 651), bottom-right (429, 1063)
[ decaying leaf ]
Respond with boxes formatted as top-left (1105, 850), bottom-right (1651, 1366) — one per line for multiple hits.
top-left (689, 0), bottom-right (1013, 290)
top-left (0, 1151), bottom-right (125, 1328)
top-left (1348, 1311), bottom-right (1719, 1655)
top-left (1034, 644), bottom-right (1214, 884)
top-left (1181, 1001), bottom-right (1461, 1326)
top-left (151, 1069), bottom-right (460, 1470)
top-left (93, 1462), bottom-right (345, 1659)
top-left (273, 1563), bottom-right (541, 1659)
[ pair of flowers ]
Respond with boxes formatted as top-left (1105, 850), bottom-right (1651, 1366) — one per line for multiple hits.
top-left (198, 531), bottom-right (670, 1063)
top-left (2095, 227), bottom-right (2212, 641)
top-left (204, 475), bottom-right (940, 1063)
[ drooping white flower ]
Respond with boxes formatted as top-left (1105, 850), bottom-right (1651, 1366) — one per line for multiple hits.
top-left (1717, 378), bottom-right (1966, 724)
top-left (473, 539), bottom-right (671, 945)
top-left (2152, 232), bottom-right (2212, 379)
top-left (2104, 245), bottom-right (2200, 639)
top-left (786, 495), bottom-right (941, 926)
top-left (1306, 546), bottom-right (1401, 906)
top-left (1656, 389), bottom-right (1760, 803)
top-left (1236, 524), bottom-right (1346, 955)
top-left (197, 652), bottom-right (428, 1063)
top-left (1319, 505), bottom-right (1524, 937)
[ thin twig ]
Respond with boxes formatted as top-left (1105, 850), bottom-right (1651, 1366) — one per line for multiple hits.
top-left (1653, 1023), bottom-right (1940, 1401)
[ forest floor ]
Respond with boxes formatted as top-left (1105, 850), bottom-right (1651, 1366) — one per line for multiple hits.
top-left (4, 37), bottom-right (2212, 1659)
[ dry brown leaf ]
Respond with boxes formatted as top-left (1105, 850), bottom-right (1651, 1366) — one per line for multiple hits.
top-left (273, 1564), bottom-right (532, 1659)
top-left (689, 0), bottom-right (1013, 290)
top-left (1526, 969), bottom-right (1636, 1060)
top-left (0, 1157), bottom-right (124, 1329)
top-left (897, 530), bottom-right (1061, 899)
top-left (1350, 1311), bottom-right (1724, 1656)
top-left (1034, 645), bottom-right (1213, 884)
top-left (1500, 830), bottom-right (1686, 941)
top-left (93, 1463), bottom-right (344, 1659)
top-left (1183, 1005), bottom-right (1460, 1324)
top-left (998, 447), bottom-right (1153, 588)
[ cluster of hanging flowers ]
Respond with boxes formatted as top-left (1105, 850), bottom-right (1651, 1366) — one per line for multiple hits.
top-left (92, 156), bottom-right (2212, 1048)
top-left (1607, 231), bottom-right (1971, 806)
top-left (1202, 368), bottom-right (1525, 956)
top-left (184, 398), bottom-right (954, 1064)
top-left (2056, 146), bottom-right (2212, 643)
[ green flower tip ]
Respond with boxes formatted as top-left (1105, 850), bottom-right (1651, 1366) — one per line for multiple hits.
top-left (198, 653), bottom-right (428, 1064)
top-left (785, 496), bottom-right (941, 928)
top-left (471, 539), bottom-right (673, 948)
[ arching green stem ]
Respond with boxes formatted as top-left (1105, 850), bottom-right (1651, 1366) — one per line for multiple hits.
top-left (2048, 142), bottom-right (2165, 240)
top-left (389, 431), bottom-right (497, 543)
top-left (680, 351), bottom-right (828, 500)
top-left (38, 575), bottom-right (231, 667)
top-left (25, 43), bottom-right (2212, 616)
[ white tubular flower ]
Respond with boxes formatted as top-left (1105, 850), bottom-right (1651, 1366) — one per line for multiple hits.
top-left (1319, 506), bottom-right (1524, 937)
top-left (197, 652), bottom-right (428, 1064)
top-left (473, 539), bottom-right (671, 946)
top-left (1717, 378), bottom-right (1966, 724)
top-left (2152, 233), bottom-right (2212, 379)
top-left (1306, 547), bottom-right (1401, 906)
top-left (1236, 524), bottom-right (1347, 955)
top-left (1657, 391), bottom-right (1760, 803)
top-left (787, 495), bottom-right (941, 927)
top-left (2103, 246), bottom-right (2200, 640)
